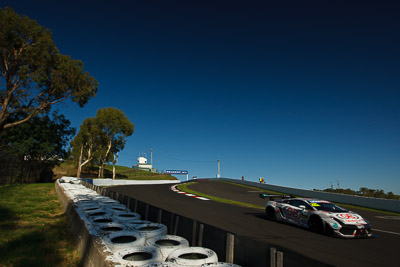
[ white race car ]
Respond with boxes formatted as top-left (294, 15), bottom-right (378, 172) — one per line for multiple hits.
top-left (260, 194), bottom-right (372, 238)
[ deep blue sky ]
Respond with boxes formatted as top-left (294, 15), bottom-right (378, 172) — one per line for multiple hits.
top-left (3, 0), bottom-right (399, 193)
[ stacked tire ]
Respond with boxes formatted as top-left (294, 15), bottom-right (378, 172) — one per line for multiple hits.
top-left (58, 178), bottom-right (242, 266)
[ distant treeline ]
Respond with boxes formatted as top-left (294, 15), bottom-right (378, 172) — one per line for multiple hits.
top-left (314, 187), bottom-right (400, 200)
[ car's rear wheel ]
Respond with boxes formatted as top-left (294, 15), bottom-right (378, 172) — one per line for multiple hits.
top-left (308, 216), bottom-right (325, 233)
top-left (266, 207), bottom-right (276, 220)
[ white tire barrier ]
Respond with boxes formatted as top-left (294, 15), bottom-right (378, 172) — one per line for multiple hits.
top-left (200, 263), bottom-right (242, 267)
top-left (114, 212), bottom-right (141, 221)
top-left (103, 204), bottom-right (130, 213)
top-left (140, 262), bottom-right (179, 267)
top-left (125, 220), bottom-right (153, 229)
top-left (133, 223), bottom-right (168, 240)
top-left (80, 204), bottom-right (103, 211)
top-left (85, 209), bottom-right (110, 218)
top-left (70, 179), bottom-right (81, 185)
top-left (146, 235), bottom-right (190, 261)
top-left (98, 199), bottom-right (120, 205)
top-left (103, 231), bottom-right (146, 251)
top-left (90, 215), bottom-right (115, 224)
top-left (74, 199), bottom-right (93, 206)
top-left (93, 222), bottom-right (127, 234)
top-left (58, 177), bottom-right (233, 266)
top-left (115, 246), bottom-right (163, 266)
top-left (59, 177), bottom-right (79, 183)
top-left (166, 247), bottom-right (218, 266)
top-left (68, 190), bottom-right (87, 196)
top-left (90, 195), bottom-right (111, 202)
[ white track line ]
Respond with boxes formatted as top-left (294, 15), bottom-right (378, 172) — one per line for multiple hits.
top-left (373, 229), bottom-right (400, 236)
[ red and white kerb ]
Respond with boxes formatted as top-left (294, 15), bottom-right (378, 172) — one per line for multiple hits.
top-left (170, 185), bottom-right (210, 201)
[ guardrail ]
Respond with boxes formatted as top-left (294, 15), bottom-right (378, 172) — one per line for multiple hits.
top-left (209, 178), bottom-right (400, 213)
top-left (78, 177), bottom-right (180, 186)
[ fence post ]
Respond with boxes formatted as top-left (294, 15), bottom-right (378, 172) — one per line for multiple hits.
top-left (226, 233), bottom-right (235, 263)
top-left (270, 247), bottom-right (283, 267)
top-left (192, 220), bottom-right (197, 246)
top-left (277, 251), bottom-right (283, 267)
top-left (198, 223), bottom-right (204, 247)
top-left (127, 198), bottom-right (131, 211)
top-left (270, 247), bottom-right (276, 267)
top-left (157, 209), bottom-right (162, 223)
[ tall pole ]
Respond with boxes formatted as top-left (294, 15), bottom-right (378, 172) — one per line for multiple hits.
top-left (150, 148), bottom-right (153, 166)
top-left (217, 159), bottom-right (220, 178)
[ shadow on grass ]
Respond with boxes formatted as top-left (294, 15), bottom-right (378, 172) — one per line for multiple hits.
top-left (0, 216), bottom-right (77, 266)
top-left (0, 206), bottom-right (17, 231)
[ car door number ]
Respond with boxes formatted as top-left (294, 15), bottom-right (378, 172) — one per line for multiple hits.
top-left (287, 207), bottom-right (299, 218)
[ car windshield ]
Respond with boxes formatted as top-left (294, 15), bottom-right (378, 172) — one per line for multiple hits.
top-left (310, 202), bottom-right (347, 212)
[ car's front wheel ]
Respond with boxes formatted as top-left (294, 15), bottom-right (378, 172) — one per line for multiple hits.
top-left (308, 215), bottom-right (325, 233)
top-left (266, 206), bottom-right (276, 220)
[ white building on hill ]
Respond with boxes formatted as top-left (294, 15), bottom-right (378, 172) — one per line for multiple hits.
top-left (134, 154), bottom-right (156, 172)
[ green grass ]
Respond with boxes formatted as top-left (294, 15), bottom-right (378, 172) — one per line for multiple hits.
top-left (54, 162), bottom-right (178, 180)
top-left (103, 166), bottom-right (178, 180)
top-left (0, 184), bottom-right (79, 266)
top-left (219, 181), bottom-right (286, 195)
top-left (177, 182), bottom-right (265, 210)
top-left (332, 202), bottom-right (400, 215)
top-left (103, 164), bottom-right (134, 173)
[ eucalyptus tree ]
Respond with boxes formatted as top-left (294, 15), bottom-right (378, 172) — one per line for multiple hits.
top-left (0, 7), bottom-right (98, 131)
top-left (70, 117), bottom-right (104, 178)
top-left (71, 108), bottom-right (134, 178)
top-left (95, 107), bottom-right (134, 178)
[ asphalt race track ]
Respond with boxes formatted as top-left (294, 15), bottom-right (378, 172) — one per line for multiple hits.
top-left (110, 180), bottom-right (399, 267)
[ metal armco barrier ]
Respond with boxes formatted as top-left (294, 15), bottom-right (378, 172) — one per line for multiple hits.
top-left (212, 178), bottom-right (400, 213)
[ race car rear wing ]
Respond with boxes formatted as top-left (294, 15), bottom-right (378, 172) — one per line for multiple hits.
top-left (259, 193), bottom-right (293, 201)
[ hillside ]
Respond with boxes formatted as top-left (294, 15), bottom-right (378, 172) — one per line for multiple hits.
top-left (53, 162), bottom-right (178, 181)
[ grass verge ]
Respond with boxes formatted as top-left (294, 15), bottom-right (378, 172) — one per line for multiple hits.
top-left (54, 162), bottom-right (178, 181)
top-left (218, 181), bottom-right (286, 195)
top-left (0, 183), bottom-right (79, 266)
top-left (331, 203), bottom-right (400, 215)
top-left (177, 182), bottom-right (264, 210)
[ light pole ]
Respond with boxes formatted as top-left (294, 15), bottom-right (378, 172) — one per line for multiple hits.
top-left (217, 159), bottom-right (220, 178)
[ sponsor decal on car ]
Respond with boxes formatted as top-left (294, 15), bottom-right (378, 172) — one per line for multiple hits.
top-left (337, 213), bottom-right (360, 220)
top-left (335, 213), bottom-right (364, 223)
top-left (286, 207), bottom-right (299, 218)
top-left (308, 200), bottom-right (330, 203)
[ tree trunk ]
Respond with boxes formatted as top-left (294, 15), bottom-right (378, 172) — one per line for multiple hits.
top-left (77, 145), bottom-right (83, 178)
top-left (112, 152), bottom-right (118, 180)
top-left (77, 144), bottom-right (92, 178)
top-left (100, 139), bottom-right (112, 178)
top-left (100, 162), bottom-right (104, 178)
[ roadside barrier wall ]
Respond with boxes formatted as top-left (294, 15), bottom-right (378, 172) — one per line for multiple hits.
top-left (55, 181), bottom-right (122, 267)
top-left (86, 182), bottom-right (332, 267)
top-left (211, 178), bottom-right (400, 213)
top-left (78, 177), bottom-right (180, 186)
